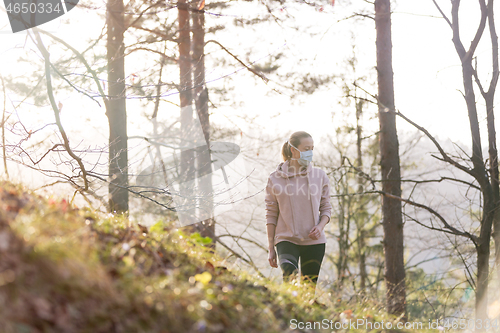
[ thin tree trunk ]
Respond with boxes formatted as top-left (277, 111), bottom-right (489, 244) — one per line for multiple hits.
top-left (344, 191), bottom-right (352, 281)
top-left (1, 76), bottom-right (8, 180)
top-left (487, 90), bottom-right (500, 315)
top-left (374, 0), bottom-right (406, 320)
top-left (431, 0), bottom-right (495, 324)
top-left (336, 171), bottom-right (351, 286)
top-left (107, 0), bottom-right (128, 214)
top-left (449, 0), bottom-right (492, 322)
top-left (336, 185), bottom-right (346, 287)
top-left (152, 42), bottom-right (169, 187)
top-left (484, 0), bottom-right (500, 304)
top-left (356, 98), bottom-right (367, 292)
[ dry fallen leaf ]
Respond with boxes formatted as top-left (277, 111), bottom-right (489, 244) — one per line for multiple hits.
top-left (205, 261), bottom-right (215, 271)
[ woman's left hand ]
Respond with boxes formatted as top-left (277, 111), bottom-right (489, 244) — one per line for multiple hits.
top-left (308, 226), bottom-right (323, 240)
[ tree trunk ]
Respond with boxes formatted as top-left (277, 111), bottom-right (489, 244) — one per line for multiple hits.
top-left (1, 76), bottom-right (8, 180)
top-left (487, 90), bottom-right (500, 317)
top-left (374, 0), bottom-right (406, 320)
top-left (462, 41), bottom-right (493, 331)
top-left (192, 1), bottom-right (215, 247)
top-left (107, 0), bottom-right (128, 214)
top-left (484, 0), bottom-right (500, 305)
top-left (152, 43), bottom-right (169, 187)
top-left (336, 172), bottom-right (348, 287)
top-left (451, 2), bottom-right (492, 322)
top-left (356, 98), bottom-right (367, 292)
top-left (178, 0), bottom-right (197, 228)
top-left (430, 0), bottom-right (496, 324)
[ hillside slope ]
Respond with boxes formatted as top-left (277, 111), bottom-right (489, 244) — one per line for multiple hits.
top-left (0, 181), bottom-right (411, 333)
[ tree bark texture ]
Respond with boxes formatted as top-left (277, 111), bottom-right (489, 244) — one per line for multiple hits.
top-left (107, 0), bottom-right (129, 214)
top-left (192, 3), bottom-right (215, 245)
top-left (375, 0), bottom-right (406, 319)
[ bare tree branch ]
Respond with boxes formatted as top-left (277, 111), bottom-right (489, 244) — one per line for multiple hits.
top-left (431, 0), bottom-right (453, 28)
top-left (205, 40), bottom-right (269, 83)
top-left (33, 27), bottom-right (109, 110)
top-left (332, 190), bottom-right (478, 245)
top-left (29, 29), bottom-right (90, 191)
top-left (393, 109), bottom-right (473, 176)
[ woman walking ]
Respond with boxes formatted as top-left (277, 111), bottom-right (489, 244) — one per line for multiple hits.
top-left (265, 131), bottom-right (331, 289)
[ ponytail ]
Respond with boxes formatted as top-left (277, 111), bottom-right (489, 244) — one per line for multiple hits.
top-left (281, 141), bottom-right (292, 161)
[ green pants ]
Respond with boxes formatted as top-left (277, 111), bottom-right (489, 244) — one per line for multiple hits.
top-left (276, 241), bottom-right (325, 285)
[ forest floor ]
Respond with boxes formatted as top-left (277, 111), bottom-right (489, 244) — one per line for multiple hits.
top-left (0, 180), bottom-right (424, 332)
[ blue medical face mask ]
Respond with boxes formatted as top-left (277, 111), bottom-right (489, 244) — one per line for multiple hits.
top-left (288, 142), bottom-right (313, 167)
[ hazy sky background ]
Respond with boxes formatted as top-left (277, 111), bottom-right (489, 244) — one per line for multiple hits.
top-left (0, 0), bottom-right (493, 147)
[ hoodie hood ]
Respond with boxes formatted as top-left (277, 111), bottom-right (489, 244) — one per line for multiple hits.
top-left (275, 160), bottom-right (312, 179)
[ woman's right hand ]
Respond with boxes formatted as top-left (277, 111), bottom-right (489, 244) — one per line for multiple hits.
top-left (268, 247), bottom-right (278, 268)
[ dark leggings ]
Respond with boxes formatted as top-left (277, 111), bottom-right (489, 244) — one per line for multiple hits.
top-left (276, 241), bottom-right (325, 285)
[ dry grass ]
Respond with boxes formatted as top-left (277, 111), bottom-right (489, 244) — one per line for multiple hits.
top-left (0, 181), bottom-right (429, 332)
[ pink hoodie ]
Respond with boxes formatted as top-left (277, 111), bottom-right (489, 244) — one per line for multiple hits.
top-left (265, 160), bottom-right (332, 246)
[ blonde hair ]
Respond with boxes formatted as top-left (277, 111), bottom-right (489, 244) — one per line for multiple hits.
top-left (281, 131), bottom-right (312, 161)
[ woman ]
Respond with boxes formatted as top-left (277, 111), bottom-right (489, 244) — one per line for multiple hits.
top-left (265, 131), bottom-right (331, 288)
